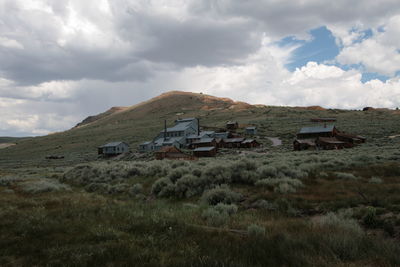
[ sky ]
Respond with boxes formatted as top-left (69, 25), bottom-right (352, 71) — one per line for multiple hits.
top-left (0, 0), bottom-right (400, 136)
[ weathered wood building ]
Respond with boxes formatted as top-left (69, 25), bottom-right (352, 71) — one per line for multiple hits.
top-left (297, 125), bottom-right (337, 139)
top-left (226, 121), bottom-right (238, 130)
top-left (154, 146), bottom-right (195, 160)
top-left (98, 142), bottom-right (129, 155)
top-left (193, 146), bottom-right (217, 157)
top-left (245, 126), bottom-right (257, 135)
top-left (222, 138), bottom-right (245, 148)
top-left (240, 139), bottom-right (261, 148)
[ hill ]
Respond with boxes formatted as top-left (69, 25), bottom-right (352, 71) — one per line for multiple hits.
top-left (0, 90), bottom-right (399, 167)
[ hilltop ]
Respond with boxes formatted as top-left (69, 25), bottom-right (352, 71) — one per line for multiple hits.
top-left (0, 90), bottom-right (399, 167)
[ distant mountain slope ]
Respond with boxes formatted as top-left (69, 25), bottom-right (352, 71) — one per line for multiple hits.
top-left (74, 107), bottom-right (128, 128)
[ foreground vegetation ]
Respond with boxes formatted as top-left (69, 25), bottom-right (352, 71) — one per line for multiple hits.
top-left (2, 145), bottom-right (400, 266)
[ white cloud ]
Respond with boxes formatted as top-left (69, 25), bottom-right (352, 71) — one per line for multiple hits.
top-left (335, 15), bottom-right (400, 76)
top-left (0, 0), bottom-right (400, 136)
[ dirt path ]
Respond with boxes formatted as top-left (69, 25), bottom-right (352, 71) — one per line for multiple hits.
top-left (267, 137), bottom-right (282, 146)
top-left (0, 143), bottom-right (16, 149)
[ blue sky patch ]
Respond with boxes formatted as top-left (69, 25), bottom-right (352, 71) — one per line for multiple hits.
top-left (361, 72), bottom-right (390, 83)
top-left (279, 26), bottom-right (340, 71)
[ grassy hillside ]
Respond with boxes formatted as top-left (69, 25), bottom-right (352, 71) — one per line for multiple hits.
top-left (1, 91), bottom-right (400, 266)
top-left (1, 90), bottom-right (399, 167)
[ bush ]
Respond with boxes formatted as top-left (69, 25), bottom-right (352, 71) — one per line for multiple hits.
top-left (20, 179), bottom-right (71, 194)
top-left (201, 185), bottom-right (242, 205)
top-left (255, 177), bottom-right (303, 194)
top-left (251, 199), bottom-right (277, 211)
top-left (108, 183), bottom-right (129, 195)
top-left (85, 182), bottom-right (110, 193)
top-left (247, 224), bottom-right (265, 237)
top-left (213, 203), bottom-right (238, 216)
top-left (335, 172), bottom-right (358, 180)
top-left (362, 207), bottom-right (381, 229)
top-left (168, 167), bottom-right (190, 182)
top-left (202, 165), bottom-right (232, 185)
top-left (369, 177), bottom-right (383, 184)
top-left (151, 178), bottom-right (174, 196)
top-left (129, 183), bottom-right (143, 196)
top-left (175, 174), bottom-right (205, 198)
top-left (201, 207), bottom-right (229, 227)
top-left (315, 212), bottom-right (363, 235)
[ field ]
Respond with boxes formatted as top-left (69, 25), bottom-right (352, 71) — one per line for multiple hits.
top-left (1, 92), bottom-right (400, 266)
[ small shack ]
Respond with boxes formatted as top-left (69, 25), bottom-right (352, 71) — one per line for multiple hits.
top-left (336, 132), bottom-right (366, 144)
top-left (316, 137), bottom-right (352, 150)
top-left (154, 146), bottom-right (195, 160)
top-left (190, 138), bottom-right (217, 149)
top-left (222, 138), bottom-right (245, 148)
top-left (226, 121), bottom-right (239, 130)
top-left (193, 146), bottom-right (217, 157)
top-left (297, 125), bottom-right (337, 139)
top-left (245, 126), bottom-right (257, 135)
top-left (293, 139), bottom-right (316, 151)
top-left (98, 142), bottom-right (129, 155)
top-left (241, 139), bottom-right (261, 148)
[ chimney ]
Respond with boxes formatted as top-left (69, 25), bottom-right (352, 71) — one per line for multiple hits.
top-left (197, 118), bottom-right (200, 136)
top-left (164, 120), bottom-right (167, 139)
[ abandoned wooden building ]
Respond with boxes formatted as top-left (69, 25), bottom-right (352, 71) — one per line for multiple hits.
top-left (316, 137), bottom-right (352, 150)
top-left (293, 139), bottom-right (316, 151)
top-left (296, 125), bottom-right (337, 139)
top-left (193, 146), bottom-right (217, 157)
top-left (336, 132), bottom-right (366, 144)
top-left (226, 121), bottom-right (239, 130)
top-left (98, 142), bottom-right (129, 155)
top-left (222, 138), bottom-right (245, 148)
top-left (189, 137), bottom-right (217, 149)
top-left (240, 139), bottom-right (261, 148)
top-left (154, 146), bottom-right (195, 160)
top-left (245, 126), bottom-right (257, 135)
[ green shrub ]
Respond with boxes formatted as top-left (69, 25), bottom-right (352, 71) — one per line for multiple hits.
top-left (213, 203), bottom-right (238, 216)
top-left (335, 172), bottom-right (358, 180)
top-left (247, 224), bottom-right (265, 237)
top-left (201, 207), bottom-right (229, 227)
top-left (201, 185), bottom-right (242, 205)
top-left (175, 174), bottom-right (206, 198)
top-left (362, 207), bottom-right (381, 229)
top-left (20, 179), bottom-right (71, 194)
top-left (202, 165), bottom-right (232, 185)
top-left (369, 177), bottom-right (383, 184)
top-left (255, 177), bottom-right (303, 194)
top-left (129, 183), bottom-right (143, 196)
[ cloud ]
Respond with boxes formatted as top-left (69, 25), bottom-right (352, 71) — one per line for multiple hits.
top-left (0, 0), bottom-right (399, 136)
top-left (335, 16), bottom-right (400, 76)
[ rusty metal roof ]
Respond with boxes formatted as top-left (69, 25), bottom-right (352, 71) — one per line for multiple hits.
top-left (193, 146), bottom-right (216, 152)
top-left (299, 125), bottom-right (335, 134)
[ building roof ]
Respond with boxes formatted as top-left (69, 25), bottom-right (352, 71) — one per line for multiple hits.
top-left (140, 141), bottom-right (152, 146)
top-left (246, 126), bottom-right (257, 130)
top-left (187, 131), bottom-right (215, 139)
top-left (318, 137), bottom-right (346, 144)
top-left (224, 138), bottom-right (245, 143)
top-left (192, 137), bottom-right (215, 144)
top-left (193, 146), bottom-right (216, 152)
top-left (99, 141), bottom-right (127, 148)
top-left (175, 118), bottom-right (196, 123)
top-left (154, 136), bottom-right (185, 146)
top-left (242, 139), bottom-right (258, 144)
top-left (294, 139), bottom-right (316, 146)
top-left (299, 125), bottom-right (335, 134)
